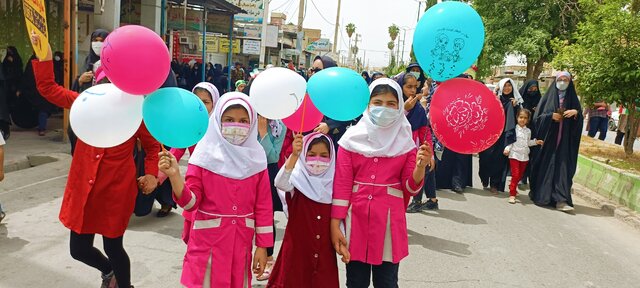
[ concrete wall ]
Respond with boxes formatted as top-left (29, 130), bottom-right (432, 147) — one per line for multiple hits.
top-left (574, 155), bottom-right (640, 213)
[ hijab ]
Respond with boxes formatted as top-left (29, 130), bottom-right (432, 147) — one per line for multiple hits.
top-left (192, 82), bottom-right (220, 104)
top-left (498, 78), bottom-right (523, 106)
top-left (519, 79), bottom-right (542, 110)
top-left (288, 132), bottom-right (336, 204)
top-left (314, 55), bottom-right (337, 69)
top-left (532, 75), bottom-right (582, 139)
top-left (2, 46), bottom-right (23, 81)
top-left (189, 92), bottom-right (267, 179)
top-left (338, 78), bottom-right (415, 157)
top-left (84, 29), bottom-right (109, 72)
top-left (362, 71), bottom-right (371, 84)
top-left (405, 63), bottom-right (427, 91)
top-left (394, 72), bottom-right (428, 131)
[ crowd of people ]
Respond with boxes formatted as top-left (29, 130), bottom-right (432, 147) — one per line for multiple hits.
top-left (0, 27), bottom-right (588, 288)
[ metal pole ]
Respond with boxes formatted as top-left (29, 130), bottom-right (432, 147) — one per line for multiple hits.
top-left (401, 29), bottom-right (406, 65)
top-left (201, 8), bottom-right (206, 82)
top-left (63, 0), bottom-right (71, 142)
top-left (333, 0), bottom-right (341, 53)
top-left (227, 14), bottom-right (234, 92)
top-left (417, 1), bottom-right (421, 23)
top-left (160, 0), bottom-right (166, 39)
top-left (259, 0), bottom-right (270, 67)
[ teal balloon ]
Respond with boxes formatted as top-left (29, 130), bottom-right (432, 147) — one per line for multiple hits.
top-left (413, 1), bottom-right (485, 82)
top-left (307, 67), bottom-right (369, 121)
top-left (143, 88), bottom-right (209, 148)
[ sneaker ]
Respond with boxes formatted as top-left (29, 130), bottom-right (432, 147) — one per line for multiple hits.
top-left (421, 199), bottom-right (439, 210)
top-left (452, 186), bottom-right (464, 194)
top-left (406, 201), bottom-right (423, 213)
top-left (490, 187), bottom-right (499, 195)
top-left (156, 205), bottom-right (173, 218)
top-left (508, 196), bottom-right (516, 204)
top-left (38, 130), bottom-right (46, 136)
top-left (556, 202), bottom-right (575, 212)
top-left (101, 271), bottom-right (117, 288)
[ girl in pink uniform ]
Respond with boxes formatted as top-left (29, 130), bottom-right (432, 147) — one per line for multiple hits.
top-left (159, 92), bottom-right (273, 288)
top-left (330, 78), bottom-right (431, 287)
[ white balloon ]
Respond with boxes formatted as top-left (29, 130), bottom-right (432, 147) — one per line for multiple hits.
top-left (249, 67), bottom-right (306, 119)
top-left (70, 84), bottom-right (144, 148)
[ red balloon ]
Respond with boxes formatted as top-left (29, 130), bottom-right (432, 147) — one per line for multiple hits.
top-left (282, 94), bottom-right (324, 133)
top-left (429, 78), bottom-right (505, 154)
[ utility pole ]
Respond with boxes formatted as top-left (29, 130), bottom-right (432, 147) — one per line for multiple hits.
top-left (333, 0), bottom-right (342, 53)
top-left (259, 0), bottom-right (270, 68)
top-left (353, 33), bottom-right (361, 69)
top-left (297, 0), bottom-right (305, 66)
top-left (363, 50), bottom-right (367, 72)
top-left (401, 29), bottom-right (407, 65)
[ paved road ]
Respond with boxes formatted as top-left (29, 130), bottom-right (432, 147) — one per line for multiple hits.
top-left (1, 154), bottom-right (640, 287)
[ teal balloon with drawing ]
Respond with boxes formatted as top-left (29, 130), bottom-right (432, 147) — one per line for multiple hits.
top-left (413, 1), bottom-right (485, 82)
top-left (143, 88), bottom-right (209, 148)
top-left (307, 67), bottom-right (369, 121)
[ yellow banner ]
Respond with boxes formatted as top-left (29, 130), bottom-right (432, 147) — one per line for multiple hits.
top-left (198, 35), bottom-right (220, 53)
top-left (219, 38), bottom-right (241, 54)
top-left (23, 0), bottom-right (49, 59)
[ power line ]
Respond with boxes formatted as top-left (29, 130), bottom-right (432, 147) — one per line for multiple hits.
top-left (272, 0), bottom-right (294, 12)
top-left (309, 0), bottom-right (335, 25)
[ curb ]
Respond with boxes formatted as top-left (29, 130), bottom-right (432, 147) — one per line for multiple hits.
top-left (573, 183), bottom-right (640, 231)
top-left (3, 154), bottom-right (62, 173)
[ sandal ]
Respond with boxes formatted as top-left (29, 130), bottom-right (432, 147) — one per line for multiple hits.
top-left (256, 260), bottom-right (275, 281)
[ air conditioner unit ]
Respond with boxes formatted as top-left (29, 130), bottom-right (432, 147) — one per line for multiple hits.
top-left (179, 37), bottom-right (190, 44)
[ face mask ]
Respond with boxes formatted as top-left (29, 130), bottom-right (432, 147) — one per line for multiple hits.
top-left (410, 71), bottom-right (421, 79)
top-left (54, 56), bottom-right (61, 61)
top-left (305, 156), bottom-right (331, 175)
top-left (556, 81), bottom-right (569, 91)
top-left (91, 41), bottom-right (103, 56)
top-left (369, 105), bottom-right (399, 127)
top-left (221, 122), bottom-right (250, 145)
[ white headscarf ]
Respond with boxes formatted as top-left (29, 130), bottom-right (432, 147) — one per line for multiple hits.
top-left (288, 132), bottom-right (336, 204)
top-left (192, 82), bottom-right (220, 104)
top-left (338, 78), bottom-right (415, 157)
top-left (189, 92), bottom-right (267, 179)
top-left (498, 78), bottom-right (523, 105)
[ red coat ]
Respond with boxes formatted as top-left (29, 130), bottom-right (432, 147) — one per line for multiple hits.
top-left (33, 60), bottom-right (160, 238)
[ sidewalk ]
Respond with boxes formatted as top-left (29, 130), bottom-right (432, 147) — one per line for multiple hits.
top-left (2, 117), bottom-right (69, 173)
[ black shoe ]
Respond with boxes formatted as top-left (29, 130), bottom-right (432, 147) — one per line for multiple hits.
top-left (156, 205), bottom-right (173, 218)
top-left (452, 186), bottom-right (464, 193)
top-left (422, 199), bottom-right (439, 210)
top-left (406, 201), bottom-right (422, 213)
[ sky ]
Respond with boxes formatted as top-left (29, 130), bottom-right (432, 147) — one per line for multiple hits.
top-left (267, 0), bottom-right (427, 69)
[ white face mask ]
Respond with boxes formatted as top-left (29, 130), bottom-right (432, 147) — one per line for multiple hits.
top-left (556, 81), bottom-right (569, 91)
top-left (91, 41), bottom-right (103, 56)
top-left (305, 156), bottom-right (331, 175)
top-left (369, 105), bottom-right (399, 127)
top-left (410, 71), bottom-right (421, 79)
top-left (54, 56), bottom-right (61, 61)
top-left (221, 122), bottom-right (250, 145)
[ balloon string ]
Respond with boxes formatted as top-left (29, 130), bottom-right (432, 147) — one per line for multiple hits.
top-left (299, 96), bottom-right (308, 133)
top-left (161, 144), bottom-right (167, 153)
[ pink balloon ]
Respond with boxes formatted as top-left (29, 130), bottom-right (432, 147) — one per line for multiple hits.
top-left (282, 94), bottom-right (324, 133)
top-left (101, 25), bottom-right (170, 95)
top-left (429, 78), bottom-right (505, 154)
top-left (95, 71), bottom-right (107, 83)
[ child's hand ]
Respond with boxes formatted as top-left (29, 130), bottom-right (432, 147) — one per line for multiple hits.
top-left (252, 247), bottom-right (268, 277)
top-left (503, 150), bottom-right (510, 156)
top-left (137, 175), bottom-right (158, 195)
top-left (552, 113), bottom-right (562, 122)
top-left (415, 142), bottom-right (431, 169)
top-left (536, 140), bottom-right (544, 146)
top-left (158, 151), bottom-right (180, 178)
top-left (29, 30), bottom-right (52, 61)
top-left (292, 133), bottom-right (303, 156)
top-left (331, 223), bottom-right (350, 263)
top-left (258, 116), bottom-right (269, 139)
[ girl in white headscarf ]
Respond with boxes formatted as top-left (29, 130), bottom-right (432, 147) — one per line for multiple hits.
top-left (330, 78), bottom-right (432, 287)
top-left (159, 92), bottom-right (273, 288)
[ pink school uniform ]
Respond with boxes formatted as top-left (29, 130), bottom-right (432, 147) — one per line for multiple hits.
top-left (173, 93), bottom-right (273, 287)
top-left (332, 79), bottom-right (424, 272)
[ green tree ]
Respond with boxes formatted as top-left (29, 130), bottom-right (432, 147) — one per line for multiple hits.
top-left (388, 24), bottom-right (400, 42)
top-left (473, 0), bottom-right (582, 80)
top-left (554, 0), bottom-right (640, 155)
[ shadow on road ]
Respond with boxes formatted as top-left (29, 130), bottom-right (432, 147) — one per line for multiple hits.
top-left (0, 225), bottom-right (29, 253)
top-left (127, 211), bottom-right (184, 239)
top-left (572, 204), bottom-right (613, 217)
top-left (407, 229), bottom-right (472, 257)
top-left (436, 190), bottom-right (468, 202)
top-left (420, 209), bottom-right (488, 225)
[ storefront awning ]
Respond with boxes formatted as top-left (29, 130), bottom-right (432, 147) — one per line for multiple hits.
top-left (167, 0), bottom-right (246, 14)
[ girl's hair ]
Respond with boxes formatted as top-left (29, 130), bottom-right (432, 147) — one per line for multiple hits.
top-left (223, 104), bottom-right (248, 116)
top-left (518, 108), bottom-right (532, 122)
top-left (403, 72), bottom-right (417, 83)
top-left (370, 84), bottom-right (398, 99)
top-left (307, 137), bottom-right (331, 155)
top-left (193, 87), bottom-right (213, 101)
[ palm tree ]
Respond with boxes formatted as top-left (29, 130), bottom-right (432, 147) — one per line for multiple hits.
top-left (346, 23), bottom-right (356, 63)
top-left (388, 24), bottom-right (400, 42)
top-left (387, 41), bottom-right (395, 52)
